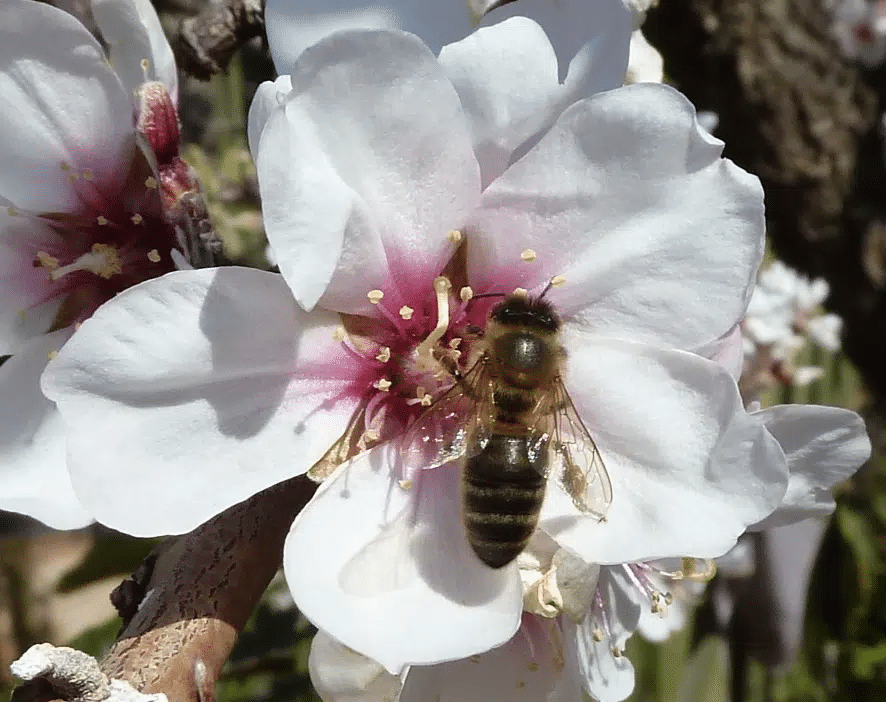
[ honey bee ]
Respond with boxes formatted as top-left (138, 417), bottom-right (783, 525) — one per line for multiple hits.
top-left (409, 292), bottom-right (612, 569)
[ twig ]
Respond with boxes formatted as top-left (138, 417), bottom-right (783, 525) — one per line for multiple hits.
top-left (97, 476), bottom-right (316, 702)
top-left (174, 0), bottom-right (266, 80)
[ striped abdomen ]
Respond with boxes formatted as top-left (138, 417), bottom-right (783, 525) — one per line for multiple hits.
top-left (462, 432), bottom-right (548, 568)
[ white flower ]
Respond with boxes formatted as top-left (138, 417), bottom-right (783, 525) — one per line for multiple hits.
top-left (624, 29), bottom-right (663, 84)
top-left (0, 0), bottom-right (182, 528)
top-left (828, 0), bottom-right (886, 67)
top-left (44, 25), bottom-right (782, 675)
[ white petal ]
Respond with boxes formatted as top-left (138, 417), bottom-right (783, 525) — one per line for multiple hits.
top-left (481, 0), bottom-right (632, 86)
top-left (257, 30), bottom-right (479, 313)
top-left (439, 7), bottom-right (630, 187)
top-left (247, 75), bottom-right (292, 160)
top-left (309, 630), bottom-right (403, 702)
top-left (0, 328), bottom-right (93, 529)
top-left (624, 29), bottom-right (663, 84)
top-left (0, 209), bottom-right (66, 353)
top-left (0, 0), bottom-right (135, 213)
top-left (468, 83), bottom-right (764, 351)
top-left (567, 571), bottom-right (638, 702)
top-left (540, 337), bottom-right (787, 564)
top-left (696, 324), bottom-right (744, 380)
top-left (750, 404), bottom-right (870, 529)
top-left (264, 0), bottom-right (475, 76)
top-left (41, 268), bottom-right (362, 536)
top-left (400, 619), bottom-right (564, 702)
top-left (92, 0), bottom-right (178, 103)
top-left (284, 454), bottom-right (523, 672)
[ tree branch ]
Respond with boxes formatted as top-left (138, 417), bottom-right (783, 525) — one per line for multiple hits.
top-left (174, 0), bottom-right (266, 80)
top-left (99, 476), bottom-right (316, 702)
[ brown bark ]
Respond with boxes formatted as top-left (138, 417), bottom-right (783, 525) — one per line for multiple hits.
top-left (100, 476), bottom-right (315, 702)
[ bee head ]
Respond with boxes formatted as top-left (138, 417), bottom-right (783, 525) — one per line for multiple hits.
top-left (490, 294), bottom-right (560, 333)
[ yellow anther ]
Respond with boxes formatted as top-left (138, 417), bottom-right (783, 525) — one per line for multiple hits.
top-left (68, 173), bottom-right (78, 184)
top-left (97, 216), bottom-right (109, 225)
top-left (131, 213), bottom-right (144, 225)
top-left (399, 306), bottom-right (414, 320)
top-left (521, 248), bottom-right (537, 262)
top-left (36, 251), bottom-right (59, 271)
top-left (398, 479), bottom-right (413, 490)
top-left (446, 230), bottom-right (463, 244)
top-left (145, 176), bottom-right (158, 189)
top-left (60, 162), bottom-right (71, 172)
top-left (147, 249), bottom-right (161, 263)
top-left (420, 393), bottom-right (432, 406)
top-left (448, 337), bottom-right (462, 349)
top-left (513, 287), bottom-right (529, 298)
top-left (527, 662), bottom-right (540, 672)
top-left (375, 346), bottom-right (391, 362)
top-left (591, 628), bottom-right (605, 642)
top-left (550, 274), bottom-right (567, 287)
top-left (47, 350), bottom-right (58, 360)
top-left (460, 286), bottom-right (473, 302)
top-left (373, 378), bottom-right (392, 391)
top-left (82, 169), bottom-right (95, 181)
top-left (332, 327), bottom-right (346, 343)
top-left (363, 428), bottom-right (381, 443)
top-left (7, 206), bottom-right (19, 216)
top-left (612, 647), bottom-right (624, 658)
top-left (367, 289), bottom-right (384, 304)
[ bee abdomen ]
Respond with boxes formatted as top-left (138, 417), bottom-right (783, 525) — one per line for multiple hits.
top-left (462, 434), bottom-right (547, 569)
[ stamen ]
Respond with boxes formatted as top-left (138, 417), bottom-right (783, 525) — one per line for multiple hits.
top-left (414, 276), bottom-right (452, 365)
top-left (448, 337), bottom-right (462, 349)
top-left (131, 213), bottom-right (144, 225)
top-left (513, 287), bottom-right (528, 298)
top-left (82, 169), bottom-right (95, 181)
top-left (140, 58), bottom-right (150, 81)
top-left (332, 327), bottom-right (346, 343)
top-left (97, 216), bottom-right (109, 226)
top-left (446, 230), bottom-right (463, 245)
top-left (521, 248), bottom-right (537, 262)
top-left (399, 306), bottom-right (414, 320)
top-left (375, 346), bottom-right (391, 362)
top-left (60, 162), bottom-right (71, 172)
top-left (591, 628), bottom-right (605, 642)
top-left (35, 251), bottom-right (59, 271)
top-left (367, 289), bottom-right (384, 304)
top-left (373, 378), bottom-right (392, 391)
top-left (460, 286), bottom-right (473, 302)
top-left (49, 243), bottom-right (122, 281)
top-left (147, 249), bottom-right (161, 263)
top-left (550, 275), bottom-right (566, 287)
top-left (47, 350), bottom-right (58, 360)
top-left (398, 479), bottom-right (413, 490)
top-left (7, 206), bottom-right (19, 217)
top-left (145, 177), bottom-right (158, 189)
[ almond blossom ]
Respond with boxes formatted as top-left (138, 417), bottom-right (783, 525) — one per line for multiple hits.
top-left (43, 23), bottom-right (787, 681)
top-left (0, 0), bottom-right (187, 527)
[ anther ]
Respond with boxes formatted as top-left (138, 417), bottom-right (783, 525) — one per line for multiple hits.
top-left (447, 230), bottom-right (463, 244)
top-left (363, 428), bottom-right (381, 444)
top-left (60, 162), bottom-right (71, 172)
top-left (513, 287), bottom-right (528, 298)
top-left (36, 251), bottom-right (59, 271)
top-left (131, 214), bottom-right (144, 225)
top-left (367, 289), bottom-right (384, 304)
top-left (550, 275), bottom-right (566, 287)
top-left (373, 378), bottom-right (392, 391)
top-left (97, 216), bottom-right (109, 225)
top-left (82, 169), bottom-right (95, 181)
top-left (460, 286), bottom-right (473, 302)
top-left (332, 327), bottom-right (346, 343)
top-left (147, 249), bottom-right (161, 263)
top-left (591, 628), bottom-right (605, 642)
top-left (448, 338), bottom-right (461, 349)
top-left (521, 248), bottom-right (537, 262)
top-left (7, 206), bottom-right (19, 216)
top-left (399, 306), bottom-right (414, 320)
top-left (398, 479), bottom-right (413, 490)
top-left (375, 346), bottom-right (391, 362)
top-left (47, 350), bottom-right (58, 360)
top-left (420, 393), bottom-right (432, 406)
top-left (145, 176), bottom-right (158, 189)
top-left (612, 647), bottom-right (624, 658)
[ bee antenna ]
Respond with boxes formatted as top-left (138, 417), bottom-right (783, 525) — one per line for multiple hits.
top-left (470, 292), bottom-right (507, 299)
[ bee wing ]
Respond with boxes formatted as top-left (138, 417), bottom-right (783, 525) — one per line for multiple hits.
top-left (402, 358), bottom-right (496, 470)
top-left (540, 378), bottom-right (613, 520)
